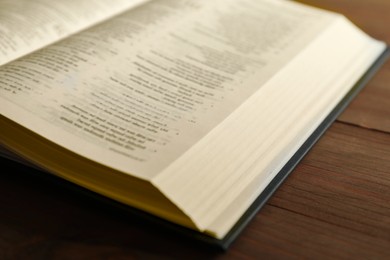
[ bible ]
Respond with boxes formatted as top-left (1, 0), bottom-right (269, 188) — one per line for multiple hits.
top-left (0, 0), bottom-right (388, 249)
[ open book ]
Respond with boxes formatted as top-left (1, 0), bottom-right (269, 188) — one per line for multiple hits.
top-left (0, 0), bottom-right (388, 249)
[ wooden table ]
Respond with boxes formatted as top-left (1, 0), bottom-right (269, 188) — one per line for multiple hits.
top-left (1, 0), bottom-right (389, 259)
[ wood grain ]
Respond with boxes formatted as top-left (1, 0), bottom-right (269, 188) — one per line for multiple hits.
top-left (338, 63), bottom-right (390, 132)
top-left (1, 1), bottom-right (390, 259)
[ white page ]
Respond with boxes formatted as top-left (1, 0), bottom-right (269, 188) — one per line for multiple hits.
top-left (0, 0), bottom-right (336, 181)
top-left (1, 0), bottom-right (386, 235)
top-left (0, 0), bottom-right (149, 65)
top-left (0, 0), bottom-right (335, 180)
top-left (154, 15), bottom-right (386, 234)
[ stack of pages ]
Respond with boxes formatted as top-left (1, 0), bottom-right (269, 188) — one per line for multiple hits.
top-left (0, 0), bottom-right (388, 248)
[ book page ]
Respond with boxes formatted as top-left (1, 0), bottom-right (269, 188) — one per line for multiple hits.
top-left (153, 13), bottom-right (386, 233)
top-left (0, 0), bottom-right (335, 180)
top-left (0, 0), bottom-right (149, 66)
